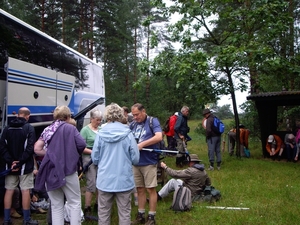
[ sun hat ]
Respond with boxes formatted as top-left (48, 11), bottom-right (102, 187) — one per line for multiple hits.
top-left (188, 154), bottom-right (202, 162)
top-left (202, 108), bottom-right (211, 116)
top-left (267, 135), bottom-right (274, 143)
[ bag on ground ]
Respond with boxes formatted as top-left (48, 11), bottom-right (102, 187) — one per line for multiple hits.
top-left (193, 186), bottom-right (221, 203)
top-left (171, 185), bottom-right (192, 212)
top-left (213, 117), bottom-right (225, 134)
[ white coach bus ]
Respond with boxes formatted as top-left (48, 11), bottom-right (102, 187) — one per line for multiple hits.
top-left (0, 9), bottom-right (105, 134)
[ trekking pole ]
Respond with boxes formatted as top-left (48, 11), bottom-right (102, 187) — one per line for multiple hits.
top-left (142, 148), bottom-right (179, 154)
top-left (78, 159), bottom-right (93, 179)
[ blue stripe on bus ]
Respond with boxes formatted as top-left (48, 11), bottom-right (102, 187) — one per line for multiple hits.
top-left (8, 76), bottom-right (72, 92)
top-left (8, 68), bottom-right (73, 86)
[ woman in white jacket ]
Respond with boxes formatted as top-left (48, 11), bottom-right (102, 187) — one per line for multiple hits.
top-left (92, 103), bottom-right (140, 225)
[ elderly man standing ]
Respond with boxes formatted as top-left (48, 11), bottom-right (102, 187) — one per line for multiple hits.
top-left (0, 107), bottom-right (38, 225)
top-left (130, 103), bottom-right (163, 225)
top-left (174, 106), bottom-right (190, 167)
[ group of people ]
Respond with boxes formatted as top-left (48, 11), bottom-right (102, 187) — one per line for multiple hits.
top-left (0, 104), bottom-right (216, 225)
top-left (265, 129), bottom-right (300, 162)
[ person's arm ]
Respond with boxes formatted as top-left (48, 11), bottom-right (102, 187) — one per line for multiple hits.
top-left (137, 117), bottom-right (163, 150)
top-left (265, 137), bottom-right (272, 153)
top-left (0, 128), bottom-right (13, 164)
top-left (74, 127), bottom-right (86, 154)
top-left (274, 136), bottom-right (283, 154)
top-left (138, 132), bottom-right (163, 150)
top-left (91, 134), bottom-right (100, 165)
top-left (80, 126), bottom-right (93, 155)
top-left (34, 139), bottom-right (46, 156)
top-left (205, 176), bottom-right (212, 186)
top-left (129, 133), bottom-right (140, 165)
top-left (19, 125), bottom-right (36, 164)
top-left (160, 162), bottom-right (192, 179)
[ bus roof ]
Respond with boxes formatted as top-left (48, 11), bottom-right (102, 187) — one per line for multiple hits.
top-left (0, 9), bottom-right (102, 68)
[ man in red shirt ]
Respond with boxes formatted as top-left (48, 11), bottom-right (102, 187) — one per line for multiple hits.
top-left (164, 112), bottom-right (178, 150)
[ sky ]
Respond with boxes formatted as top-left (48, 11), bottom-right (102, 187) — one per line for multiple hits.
top-left (218, 90), bottom-right (249, 113)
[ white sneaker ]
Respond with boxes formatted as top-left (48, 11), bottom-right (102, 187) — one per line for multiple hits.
top-left (208, 166), bottom-right (214, 171)
top-left (217, 167), bottom-right (221, 171)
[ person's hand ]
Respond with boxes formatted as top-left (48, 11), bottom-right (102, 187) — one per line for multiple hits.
top-left (161, 162), bottom-right (167, 169)
top-left (11, 161), bottom-right (20, 171)
top-left (33, 169), bottom-right (38, 176)
top-left (295, 155), bottom-right (298, 161)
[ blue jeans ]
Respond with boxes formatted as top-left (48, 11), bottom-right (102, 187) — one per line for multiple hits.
top-left (207, 136), bottom-right (221, 166)
top-left (286, 144), bottom-right (297, 161)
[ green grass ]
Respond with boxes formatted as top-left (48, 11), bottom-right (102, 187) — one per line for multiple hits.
top-left (26, 120), bottom-right (300, 224)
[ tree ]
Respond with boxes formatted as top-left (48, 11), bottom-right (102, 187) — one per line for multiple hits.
top-left (153, 0), bottom-right (296, 156)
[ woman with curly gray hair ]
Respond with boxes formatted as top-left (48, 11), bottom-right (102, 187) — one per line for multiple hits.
top-left (92, 103), bottom-right (140, 225)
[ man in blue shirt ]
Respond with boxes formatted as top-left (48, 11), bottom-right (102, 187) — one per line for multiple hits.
top-left (130, 103), bottom-right (162, 225)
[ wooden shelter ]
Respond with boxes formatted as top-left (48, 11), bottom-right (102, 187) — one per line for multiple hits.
top-left (247, 91), bottom-right (300, 157)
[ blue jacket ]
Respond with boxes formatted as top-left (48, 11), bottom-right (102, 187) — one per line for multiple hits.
top-left (92, 121), bottom-right (139, 192)
top-left (174, 112), bottom-right (189, 139)
top-left (35, 122), bottom-right (86, 192)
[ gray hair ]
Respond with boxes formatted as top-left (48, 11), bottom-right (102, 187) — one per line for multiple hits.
top-left (181, 106), bottom-right (189, 113)
top-left (90, 109), bottom-right (102, 119)
top-left (104, 103), bottom-right (124, 122)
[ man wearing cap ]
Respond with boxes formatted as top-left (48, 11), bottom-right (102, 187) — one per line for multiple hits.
top-left (266, 134), bottom-right (284, 160)
top-left (228, 124), bottom-right (250, 156)
top-left (164, 112), bottom-right (179, 150)
top-left (203, 108), bottom-right (222, 170)
top-left (158, 154), bottom-right (211, 199)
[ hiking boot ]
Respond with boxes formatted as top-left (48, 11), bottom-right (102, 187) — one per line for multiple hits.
top-left (22, 219), bottom-right (39, 225)
top-left (131, 212), bottom-right (145, 225)
top-left (84, 206), bottom-right (92, 216)
top-left (11, 211), bottom-right (22, 218)
top-left (208, 166), bottom-right (214, 171)
top-left (93, 203), bottom-right (98, 212)
top-left (3, 221), bottom-right (12, 225)
top-left (145, 214), bottom-right (156, 225)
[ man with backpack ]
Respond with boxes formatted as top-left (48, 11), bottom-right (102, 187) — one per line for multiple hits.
top-left (157, 154), bottom-right (211, 200)
top-left (164, 112), bottom-right (178, 150)
top-left (174, 106), bottom-right (190, 167)
top-left (203, 108), bottom-right (222, 171)
top-left (130, 103), bottom-right (163, 225)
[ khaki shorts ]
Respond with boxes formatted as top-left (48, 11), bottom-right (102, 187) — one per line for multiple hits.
top-left (5, 172), bottom-right (34, 190)
top-left (82, 155), bottom-right (97, 192)
top-left (133, 164), bottom-right (157, 188)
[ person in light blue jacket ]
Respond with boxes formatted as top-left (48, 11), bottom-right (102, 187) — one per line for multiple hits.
top-left (92, 103), bottom-right (139, 225)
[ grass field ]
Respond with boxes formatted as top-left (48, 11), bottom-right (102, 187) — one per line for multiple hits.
top-left (4, 119), bottom-right (300, 225)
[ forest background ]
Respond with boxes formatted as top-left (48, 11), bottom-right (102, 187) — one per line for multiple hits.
top-left (1, 0), bottom-right (300, 138)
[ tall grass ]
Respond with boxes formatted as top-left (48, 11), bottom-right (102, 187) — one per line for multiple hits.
top-left (28, 120), bottom-right (300, 224)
